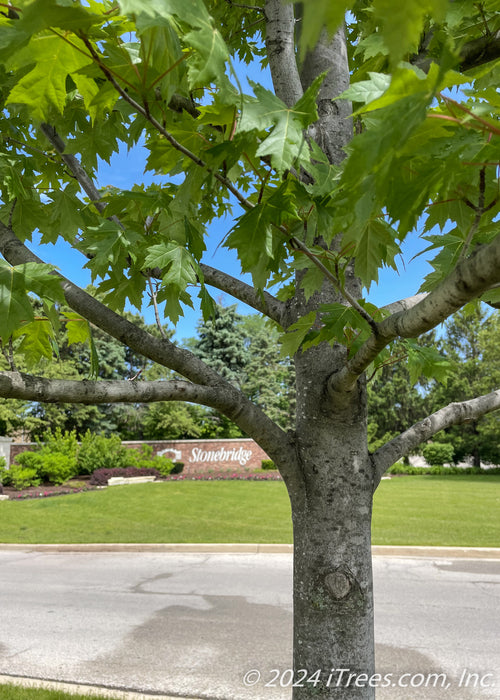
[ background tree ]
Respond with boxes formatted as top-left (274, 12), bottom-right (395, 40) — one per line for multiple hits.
top-left (0, 2), bottom-right (499, 698)
top-left (427, 305), bottom-right (500, 466)
top-left (241, 314), bottom-right (295, 430)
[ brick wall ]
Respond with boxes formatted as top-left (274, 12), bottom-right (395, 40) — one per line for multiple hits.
top-left (8, 438), bottom-right (270, 474)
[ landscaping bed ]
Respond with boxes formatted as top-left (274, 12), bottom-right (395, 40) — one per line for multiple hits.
top-left (1, 477), bottom-right (96, 500)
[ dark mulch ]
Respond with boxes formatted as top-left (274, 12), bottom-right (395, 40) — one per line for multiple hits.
top-left (1, 477), bottom-right (96, 501)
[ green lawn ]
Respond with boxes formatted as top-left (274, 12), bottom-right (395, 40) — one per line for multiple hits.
top-left (372, 475), bottom-right (500, 547)
top-left (0, 476), bottom-right (499, 547)
top-left (0, 685), bottom-right (126, 700)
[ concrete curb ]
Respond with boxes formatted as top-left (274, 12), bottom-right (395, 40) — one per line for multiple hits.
top-left (0, 543), bottom-right (499, 557)
top-left (0, 674), bottom-right (202, 699)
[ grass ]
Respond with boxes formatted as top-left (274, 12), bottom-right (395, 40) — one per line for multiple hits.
top-left (0, 684), bottom-right (124, 699)
top-left (0, 476), bottom-right (499, 547)
top-left (372, 475), bottom-right (500, 547)
top-left (0, 481), bottom-right (293, 544)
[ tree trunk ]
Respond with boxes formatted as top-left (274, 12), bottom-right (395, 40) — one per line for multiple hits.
top-left (285, 343), bottom-right (376, 699)
top-left (472, 422), bottom-right (481, 468)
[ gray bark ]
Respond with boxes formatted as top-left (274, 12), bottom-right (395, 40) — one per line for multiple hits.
top-left (264, 0), bottom-right (304, 107)
top-left (300, 26), bottom-right (353, 164)
top-left (268, 7), bottom-right (374, 695)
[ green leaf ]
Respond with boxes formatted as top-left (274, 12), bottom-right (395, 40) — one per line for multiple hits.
top-left (238, 76), bottom-right (323, 173)
top-left (372, 0), bottom-right (449, 66)
top-left (6, 34), bottom-right (93, 121)
top-left (341, 72), bottom-right (391, 105)
top-left (342, 219), bottom-right (400, 288)
top-left (143, 242), bottom-right (199, 291)
top-left (118, 0), bottom-right (210, 22)
top-left (82, 221), bottom-right (142, 281)
top-left (299, 264), bottom-right (327, 302)
top-left (279, 311), bottom-right (317, 357)
top-left (225, 184), bottom-right (299, 289)
top-left (418, 233), bottom-right (463, 292)
top-left (0, 260), bottom-right (34, 342)
top-left (20, 263), bottom-right (65, 304)
top-left (47, 186), bottom-right (86, 242)
top-left (62, 312), bottom-right (91, 345)
top-left (185, 23), bottom-right (228, 88)
top-left (312, 303), bottom-right (370, 348)
top-left (298, 1), bottom-right (355, 58)
top-left (12, 319), bottom-right (55, 368)
top-left (404, 340), bottom-right (452, 385)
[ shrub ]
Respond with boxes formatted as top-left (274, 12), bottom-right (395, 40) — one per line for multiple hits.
top-left (0, 459), bottom-right (12, 486)
top-left (89, 467), bottom-right (161, 486)
top-left (10, 465), bottom-right (41, 490)
top-left (77, 431), bottom-right (130, 474)
top-left (39, 428), bottom-right (78, 459)
top-left (142, 456), bottom-right (174, 476)
top-left (387, 462), bottom-right (430, 475)
top-left (422, 443), bottom-right (455, 467)
top-left (261, 459), bottom-right (277, 470)
top-left (171, 461), bottom-right (184, 475)
top-left (15, 448), bottom-right (77, 485)
top-left (15, 451), bottom-right (44, 470)
top-left (39, 453), bottom-right (78, 485)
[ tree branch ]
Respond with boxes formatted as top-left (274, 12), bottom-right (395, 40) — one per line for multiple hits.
top-left (372, 389), bottom-right (500, 487)
top-left (0, 223), bottom-right (302, 483)
top-left (264, 0), bottom-right (303, 108)
top-left (381, 293), bottom-right (428, 316)
top-left (329, 232), bottom-right (500, 393)
top-left (459, 30), bottom-right (500, 71)
top-left (200, 263), bottom-right (284, 324)
top-left (0, 372), bottom-right (222, 405)
top-left (40, 124), bottom-right (118, 221)
top-left (0, 221), bottom-right (222, 388)
top-left (0, 368), bottom-right (301, 489)
top-left (413, 30), bottom-right (500, 73)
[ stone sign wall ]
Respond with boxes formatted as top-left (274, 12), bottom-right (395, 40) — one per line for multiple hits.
top-left (7, 438), bottom-right (270, 474)
top-left (123, 438), bottom-right (269, 474)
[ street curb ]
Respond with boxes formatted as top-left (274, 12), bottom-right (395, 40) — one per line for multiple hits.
top-left (0, 543), bottom-right (499, 557)
top-left (0, 674), bottom-right (202, 699)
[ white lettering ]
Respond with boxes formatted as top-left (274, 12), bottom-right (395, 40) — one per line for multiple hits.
top-left (189, 446), bottom-right (253, 466)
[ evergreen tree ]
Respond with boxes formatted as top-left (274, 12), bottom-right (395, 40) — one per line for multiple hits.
top-left (241, 315), bottom-right (295, 430)
top-left (192, 304), bottom-right (250, 387)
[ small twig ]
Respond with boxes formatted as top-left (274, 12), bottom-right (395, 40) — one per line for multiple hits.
top-left (435, 94), bottom-right (500, 136)
top-left (147, 277), bottom-right (168, 339)
top-left (460, 167), bottom-right (486, 260)
top-left (8, 338), bottom-right (17, 372)
top-left (8, 198), bottom-right (17, 227)
top-left (367, 352), bottom-right (408, 382)
top-left (225, 0), bottom-right (264, 11)
top-left (476, 2), bottom-right (492, 37)
top-left (79, 34), bottom-right (255, 212)
top-left (287, 233), bottom-right (379, 334)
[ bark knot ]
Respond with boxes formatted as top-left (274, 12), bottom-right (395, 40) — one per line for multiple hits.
top-left (324, 568), bottom-right (353, 600)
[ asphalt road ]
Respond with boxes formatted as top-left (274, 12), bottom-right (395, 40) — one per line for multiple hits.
top-left (0, 551), bottom-right (498, 699)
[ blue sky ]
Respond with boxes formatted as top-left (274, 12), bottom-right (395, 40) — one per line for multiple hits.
top-left (30, 61), bottom-right (433, 343)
